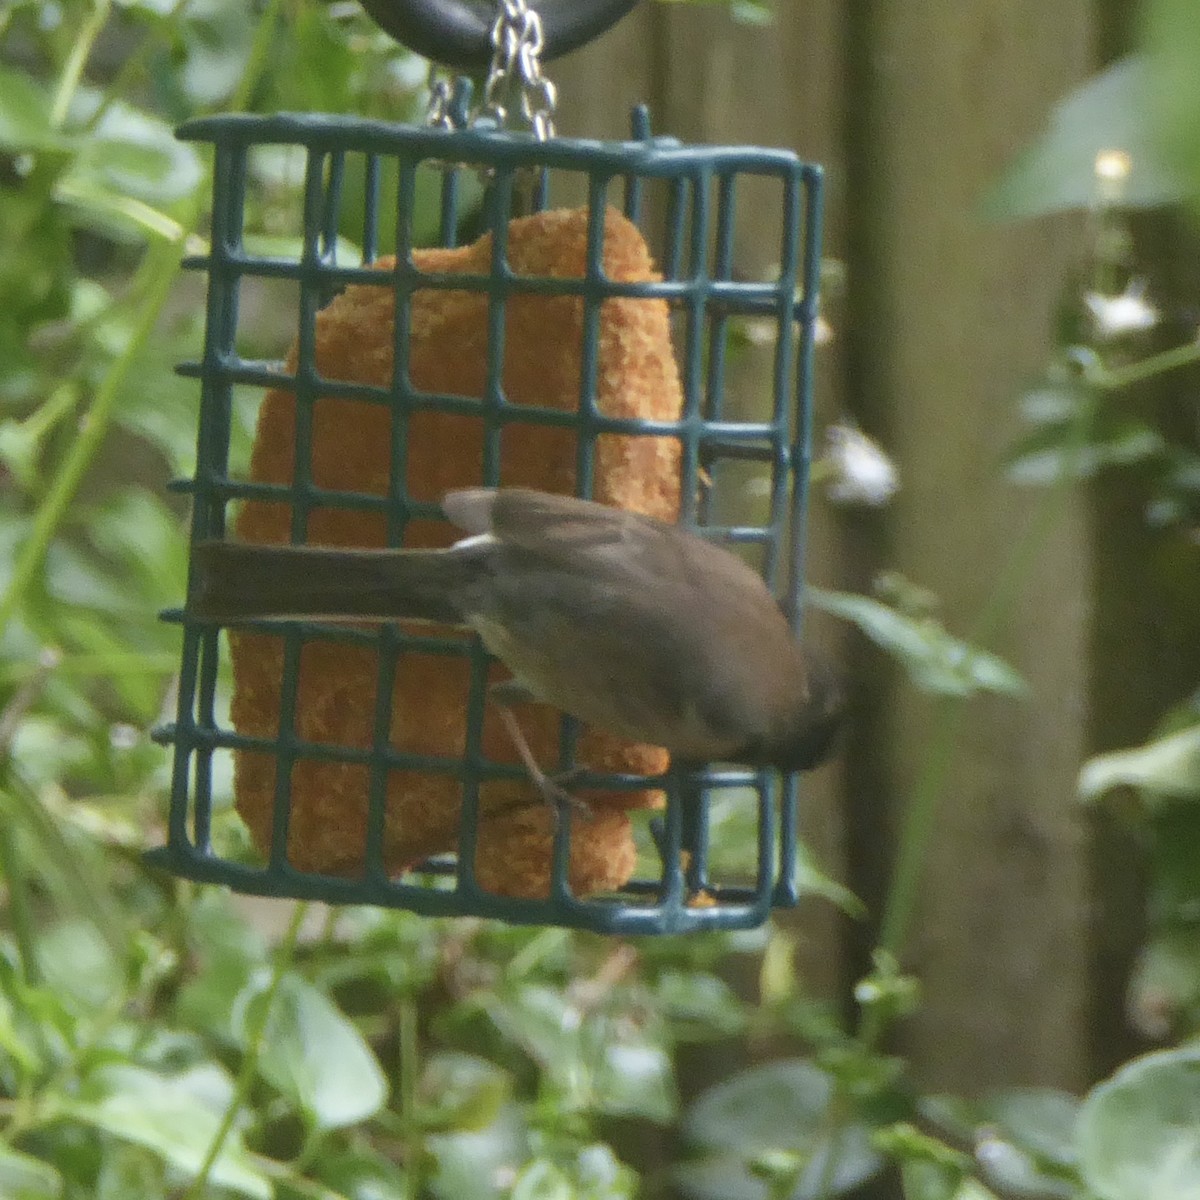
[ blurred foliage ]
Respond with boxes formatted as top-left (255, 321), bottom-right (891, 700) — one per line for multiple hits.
top-left (981, 55), bottom-right (1186, 219)
top-left (0, 1), bottom-right (885, 1198)
top-left (986, 0), bottom-right (1200, 1089)
top-left (808, 580), bottom-right (1027, 701)
top-left (3, 0), bottom-right (1200, 1198)
top-left (811, 1), bottom-right (1200, 1198)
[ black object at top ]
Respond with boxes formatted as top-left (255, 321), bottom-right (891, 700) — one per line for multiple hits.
top-left (357, 0), bottom-right (641, 70)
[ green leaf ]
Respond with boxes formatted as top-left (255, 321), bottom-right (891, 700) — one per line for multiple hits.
top-left (483, 984), bottom-right (578, 1072)
top-left (0, 954), bottom-right (80, 1077)
top-left (82, 490), bottom-right (190, 611)
top-left (0, 1144), bottom-right (62, 1199)
top-left (979, 1088), bottom-right (1079, 1171)
top-left (315, 1146), bottom-right (410, 1200)
top-left (70, 1064), bottom-right (270, 1199)
top-left (1143, 0), bottom-right (1200, 214)
top-left (1077, 1046), bottom-right (1200, 1200)
top-left (427, 1103), bottom-right (528, 1200)
top-left (917, 1091), bottom-right (1079, 1198)
top-left (0, 990), bottom-right (46, 1079)
top-left (36, 919), bottom-right (124, 1015)
top-left (1078, 723), bottom-right (1200, 802)
top-left (0, 68), bottom-right (72, 153)
top-left (901, 1165), bottom-right (998, 1200)
top-left (507, 1151), bottom-right (637, 1200)
top-left (569, 1144), bottom-right (638, 1200)
top-left (680, 1059), bottom-right (883, 1200)
top-left (1128, 929), bottom-right (1200, 1039)
top-left (875, 1123), bottom-right (971, 1181)
top-left (730, 0), bottom-right (773, 24)
top-left (93, 1142), bottom-right (163, 1200)
top-left (66, 102), bottom-right (203, 205)
top-left (984, 56), bottom-right (1186, 219)
top-left (418, 1052), bottom-right (511, 1132)
top-left (0, 418), bottom-right (43, 491)
top-left (1018, 381), bottom-right (1090, 425)
top-left (972, 1089), bottom-right (1079, 1197)
top-left (1006, 421), bottom-right (1165, 484)
top-left (510, 1160), bottom-right (573, 1200)
top-left (175, 894), bottom-right (265, 1040)
top-left (808, 588), bottom-right (1028, 699)
top-left (246, 972), bottom-right (388, 1129)
top-left (650, 970), bottom-right (747, 1039)
top-left (8, 716), bottom-right (93, 792)
top-left (114, 0), bottom-right (182, 12)
top-left (1146, 802), bottom-right (1200, 930)
top-left (484, 981), bottom-right (676, 1120)
top-left (795, 843), bottom-right (866, 919)
top-left (595, 1038), bottom-right (677, 1122)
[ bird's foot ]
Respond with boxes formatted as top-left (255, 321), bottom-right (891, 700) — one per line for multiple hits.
top-left (534, 767), bottom-right (595, 824)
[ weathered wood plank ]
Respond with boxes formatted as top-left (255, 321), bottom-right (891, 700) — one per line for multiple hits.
top-left (855, 1), bottom-right (1096, 1090)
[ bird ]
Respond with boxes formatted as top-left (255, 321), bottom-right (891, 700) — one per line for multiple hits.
top-left (187, 488), bottom-right (843, 807)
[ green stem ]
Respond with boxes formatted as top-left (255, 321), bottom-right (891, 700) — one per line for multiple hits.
top-left (183, 901), bottom-right (309, 1200)
top-left (228, 0), bottom-right (286, 112)
top-left (0, 0), bottom-right (284, 647)
top-left (0, 813), bottom-right (40, 985)
top-left (870, 697), bottom-right (965, 968)
top-left (83, 0), bottom-right (196, 132)
top-left (399, 993), bottom-right (421, 1200)
top-left (250, 1153), bottom-right (343, 1199)
top-left (0, 651), bottom-right (177, 688)
top-left (1089, 338), bottom-right (1200, 391)
top-left (0, 775), bottom-right (130, 959)
top-left (17, 381), bottom-right (78, 449)
top-left (52, 179), bottom-right (188, 244)
top-left (0, 650), bottom-right (57, 984)
top-left (290, 1124), bottom-right (328, 1174)
top-left (0, 235), bottom-right (181, 643)
top-left (50, 0), bottom-right (113, 127)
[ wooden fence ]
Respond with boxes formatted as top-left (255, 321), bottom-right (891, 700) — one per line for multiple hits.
top-left (556, 0), bottom-right (1161, 1098)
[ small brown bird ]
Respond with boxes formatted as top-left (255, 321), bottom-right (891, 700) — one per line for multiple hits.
top-left (188, 488), bottom-right (842, 804)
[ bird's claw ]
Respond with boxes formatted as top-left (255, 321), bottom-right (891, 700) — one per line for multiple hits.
top-left (535, 769), bottom-right (595, 824)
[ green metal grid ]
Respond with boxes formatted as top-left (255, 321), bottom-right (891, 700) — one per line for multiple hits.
top-left (149, 99), bottom-right (825, 934)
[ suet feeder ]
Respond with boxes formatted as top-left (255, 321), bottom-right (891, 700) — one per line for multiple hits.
top-left (151, 0), bottom-right (826, 933)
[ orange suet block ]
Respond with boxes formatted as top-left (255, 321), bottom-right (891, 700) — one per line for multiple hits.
top-left (228, 206), bottom-right (683, 897)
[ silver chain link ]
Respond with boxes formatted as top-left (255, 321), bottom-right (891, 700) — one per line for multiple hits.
top-left (475, 0), bottom-right (557, 140)
top-left (424, 66), bottom-right (457, 131)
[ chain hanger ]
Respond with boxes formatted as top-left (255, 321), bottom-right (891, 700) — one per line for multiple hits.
top-left (474, 0), bottom-right (557, 139)
top-left (424, 0), bottom-right (557, 139)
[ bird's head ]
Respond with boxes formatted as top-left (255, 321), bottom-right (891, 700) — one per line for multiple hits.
top-left (759, 652), bottom-right (846, 773)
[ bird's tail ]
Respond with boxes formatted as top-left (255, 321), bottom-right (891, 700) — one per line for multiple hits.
top-left (187, 540), bottom-right (484, 625)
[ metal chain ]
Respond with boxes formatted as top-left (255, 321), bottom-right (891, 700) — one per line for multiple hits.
top-left (424, 61), bottom-right (457, 130)
top-left (475, 0), bottom-right (558, 140)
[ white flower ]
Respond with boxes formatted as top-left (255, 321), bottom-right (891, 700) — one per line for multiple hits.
top-left (823, 423), bottom-right (899, 507)
top-left (1084, 279), bottom-right (1157, 340)
top-left (109, 723), bottom-right (140, 751)
top-left (740, 317), bottom-right (778, 346)
top-left (739, 314), bottom-right (834, 348)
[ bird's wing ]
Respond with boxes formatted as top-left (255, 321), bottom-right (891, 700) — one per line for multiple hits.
top-left (451, 492), bottom-right (772, 754)
top-left (443, 488), bottom-right (686, 576)
top-left (447, 487), bottom-right (775, 603)
top-left (498, 488), bottom-right (676, 557)
top-left (445, 488), bottom-right (663, 541)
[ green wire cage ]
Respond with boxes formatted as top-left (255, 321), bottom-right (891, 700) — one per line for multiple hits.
top-left (150, 84), bottom-right (825, 935)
